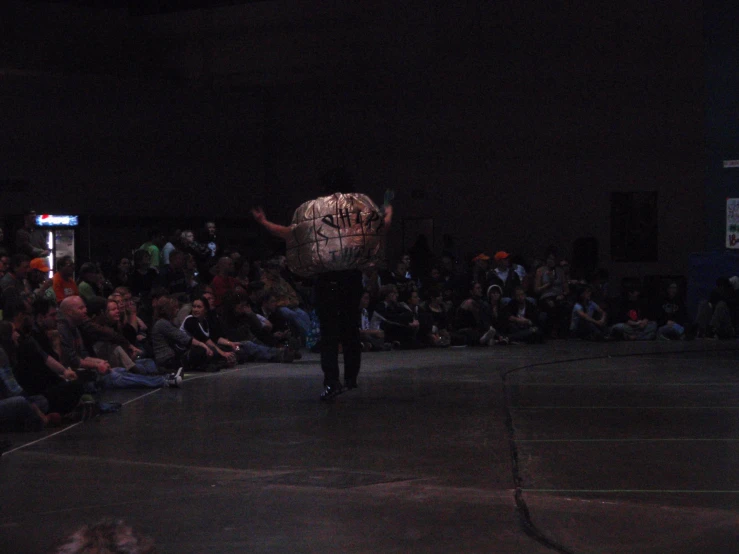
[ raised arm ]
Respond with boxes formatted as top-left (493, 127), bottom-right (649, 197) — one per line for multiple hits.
top-left (251, 207), bottom-right (292, 241)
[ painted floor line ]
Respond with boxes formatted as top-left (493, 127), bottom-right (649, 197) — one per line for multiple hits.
top-left (522, 488), bottom-right (739, 494)
top-left (1, 422), bottom-right (83, 456)
top-left (516, 438), bottom-right (739, 443)
top-left (510, 382), bottom-right (739, 387)
top-left (1, 363), bottom-right (273, 457)
top-left (514, 406), bottom-right (739, 410)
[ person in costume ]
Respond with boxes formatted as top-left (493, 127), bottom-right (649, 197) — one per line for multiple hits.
top-left (251, 169), bottom-right (393, 400)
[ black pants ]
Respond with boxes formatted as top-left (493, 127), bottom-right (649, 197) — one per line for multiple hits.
top-left (315, 270), bottom-right (363, 386)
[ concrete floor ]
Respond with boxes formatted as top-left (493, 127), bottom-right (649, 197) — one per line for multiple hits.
top-left (1, 340), bottom-right (738, 553)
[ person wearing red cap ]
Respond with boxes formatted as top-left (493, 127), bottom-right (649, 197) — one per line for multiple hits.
top-left (28, 258), bottom-right (55, 303)
top-left (487, 251), bottom-right (521, 302)
top-left (469, 253), bottom-right (490, 287)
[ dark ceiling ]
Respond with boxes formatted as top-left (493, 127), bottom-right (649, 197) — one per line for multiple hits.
top-left (27, 0), bottom-right (270, 16)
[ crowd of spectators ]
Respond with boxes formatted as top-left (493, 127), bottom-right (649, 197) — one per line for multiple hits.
top-left (0, 214), bottom-right (738, 436)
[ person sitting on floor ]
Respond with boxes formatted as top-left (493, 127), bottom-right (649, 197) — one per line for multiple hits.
top-left (419, 286), bottom-right (453, 347)
top-left (654, 281), bottom-right (688, 340)
top-left (129, 249), bottom-right (158, 307)
top-left (506, 286), bottom-right (545, 343)
top-left (453, 281), bottom-right (489, 346)
top-left (216, 290), bottom-right (295, 363)
top-left (27, 258), bottom-right (55, 304)
top-left (116, 287), bottom-right (151, 356)
top-left (157, 249), bottom-right (190, 296)
top-left (1, 254), bottom-right (31, 311)
top-left (694, 277), bottom-right (737, 339)
top-left (479, 284), bottom-right (510, 346)
top-left (88, 298), bottom-right (162, 377)
top-left (110, 256), bottom-right (132, 289)
top-left (371, 284), bottom-right (420, 348)
top-left (180, 295), bottom-right (235, 370)
top-left (534, 248), bottom-right (570, 338)
top-left (206, 289), bottom-right (295, 363)
top-left (52, 256), bottom-right (78, 304)
top-left (151, 296), bottom-right (210, 373)
top-left (57, 296), bottom-right (181, 389)
top-left (210, 256), bottom-right (247, 308)
top-left (257, 292), bottom-right (301, 351)
top-left (610, 286), bottom-right (657, 341)
top-left (0, 321), bottom-right (59, 431)
top-left (260, 259), bottom-right (311, 341)
top-left (77, 262), bottom-right (104, 300)
top-left (487, 251), bottom-right (521, 304)
top-left (13, 298), bottom-right (84, 417)
top-left (570, 285), bottom-right (609, 340)
top-left (359, 290), bottom-right (389, 351)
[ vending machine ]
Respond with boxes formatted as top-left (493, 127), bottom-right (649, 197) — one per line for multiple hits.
top-left (35, 214), bottom-right (79, 277)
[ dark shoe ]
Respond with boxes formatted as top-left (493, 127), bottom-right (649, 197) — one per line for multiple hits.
top-left (320, 382), bottom-right (344, 402)
top-left (344, 379), bottom-right (358, 391)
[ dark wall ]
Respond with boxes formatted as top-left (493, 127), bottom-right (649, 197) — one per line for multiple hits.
top-left (0, 1), bottom-right (705, 287)
top-left (705, 1), bottom-right (739, 250)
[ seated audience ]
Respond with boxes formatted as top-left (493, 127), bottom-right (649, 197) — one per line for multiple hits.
top-left (116, 288), bottom-right (151, 355)
top-left (52, 256), bottom-right (79, 303)
top-left (129, 249), bottom-right (158, 304)
top-left (210, 256), bottom-right (246, 307)
top-left (371, 284), bottom-right (420, 348)
top-left (218, 291), bottom-right (295, 362)
top-left (160, 229), bottom-right (180, 267)
top-left (157, 249), bottom-right (190, 295)
top-left (506, 286), bottom-right (544, 343)
top-left (138, 229), bottom-right (165, 271)
top-left (151, 295), bottom-right (210, 372)
top-left (454, 281), bottom-right (489, 346)
top-left (110, 257), bottom-right (132, 289)
top-left (570, 285), bottom-right (609, 340)
top-left (487, 251), bottom-right (521, 303)
top-left (180, 295), bottom-right (234, 369)
top-left (695, 277), bottom-right (737, 339)
top-left (480, 284), bottom-right (510, 346)
top-left (57, 296), bottom-right (181, 389)
top-left (1, 254), bottom-right (31, 310)
top-left (260, 260), bottom-right (311, 340)
top-left (534, 249), bottom-right (570, 338)
top-left (28, 258), bottom-right (55, 303)
top-left (468, 253), bottom-right (490, 288)
top-left (420, 286), bottom-right (453, 347)
top-left (610, 286), bottom-right (657, 341)
top-left (0, 321), bottom-right (59, 431)
top-left (359, 290), bottom-right (389, 351)
top-left (13, 298), bottom-right (84, 416)
top-left (14, 210), bottom-right (51, 259)
top-left (77, 262), bottom-right (104, 300)
top-left (89, 298), bottom-right (160, 376)
top-left (654, 281), bottom-right (688, 340)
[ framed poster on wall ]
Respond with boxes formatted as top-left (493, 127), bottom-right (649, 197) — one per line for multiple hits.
top-left (727, 198), bottom-right (739, 249)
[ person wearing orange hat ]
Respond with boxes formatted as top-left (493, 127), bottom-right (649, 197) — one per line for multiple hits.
top-left (487, 251), bottom-right (521, 303)
top-left (469, 253), bottom-right (490, 286)
top-left (28, 258), bottom-right (55, 303)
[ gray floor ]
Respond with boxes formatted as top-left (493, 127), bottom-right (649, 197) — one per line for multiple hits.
top-left (1, 339), bottom-right (738, 553)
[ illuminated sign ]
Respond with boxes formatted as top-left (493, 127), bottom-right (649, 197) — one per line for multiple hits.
top-left (36, 214), bottom-right (79, 227)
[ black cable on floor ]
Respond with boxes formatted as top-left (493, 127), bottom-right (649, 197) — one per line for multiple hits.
top-left (500, 343), bottom-right (739, 554)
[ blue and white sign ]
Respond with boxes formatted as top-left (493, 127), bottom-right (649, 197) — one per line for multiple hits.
top-left (35, 214), bottom-right (79, 227)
